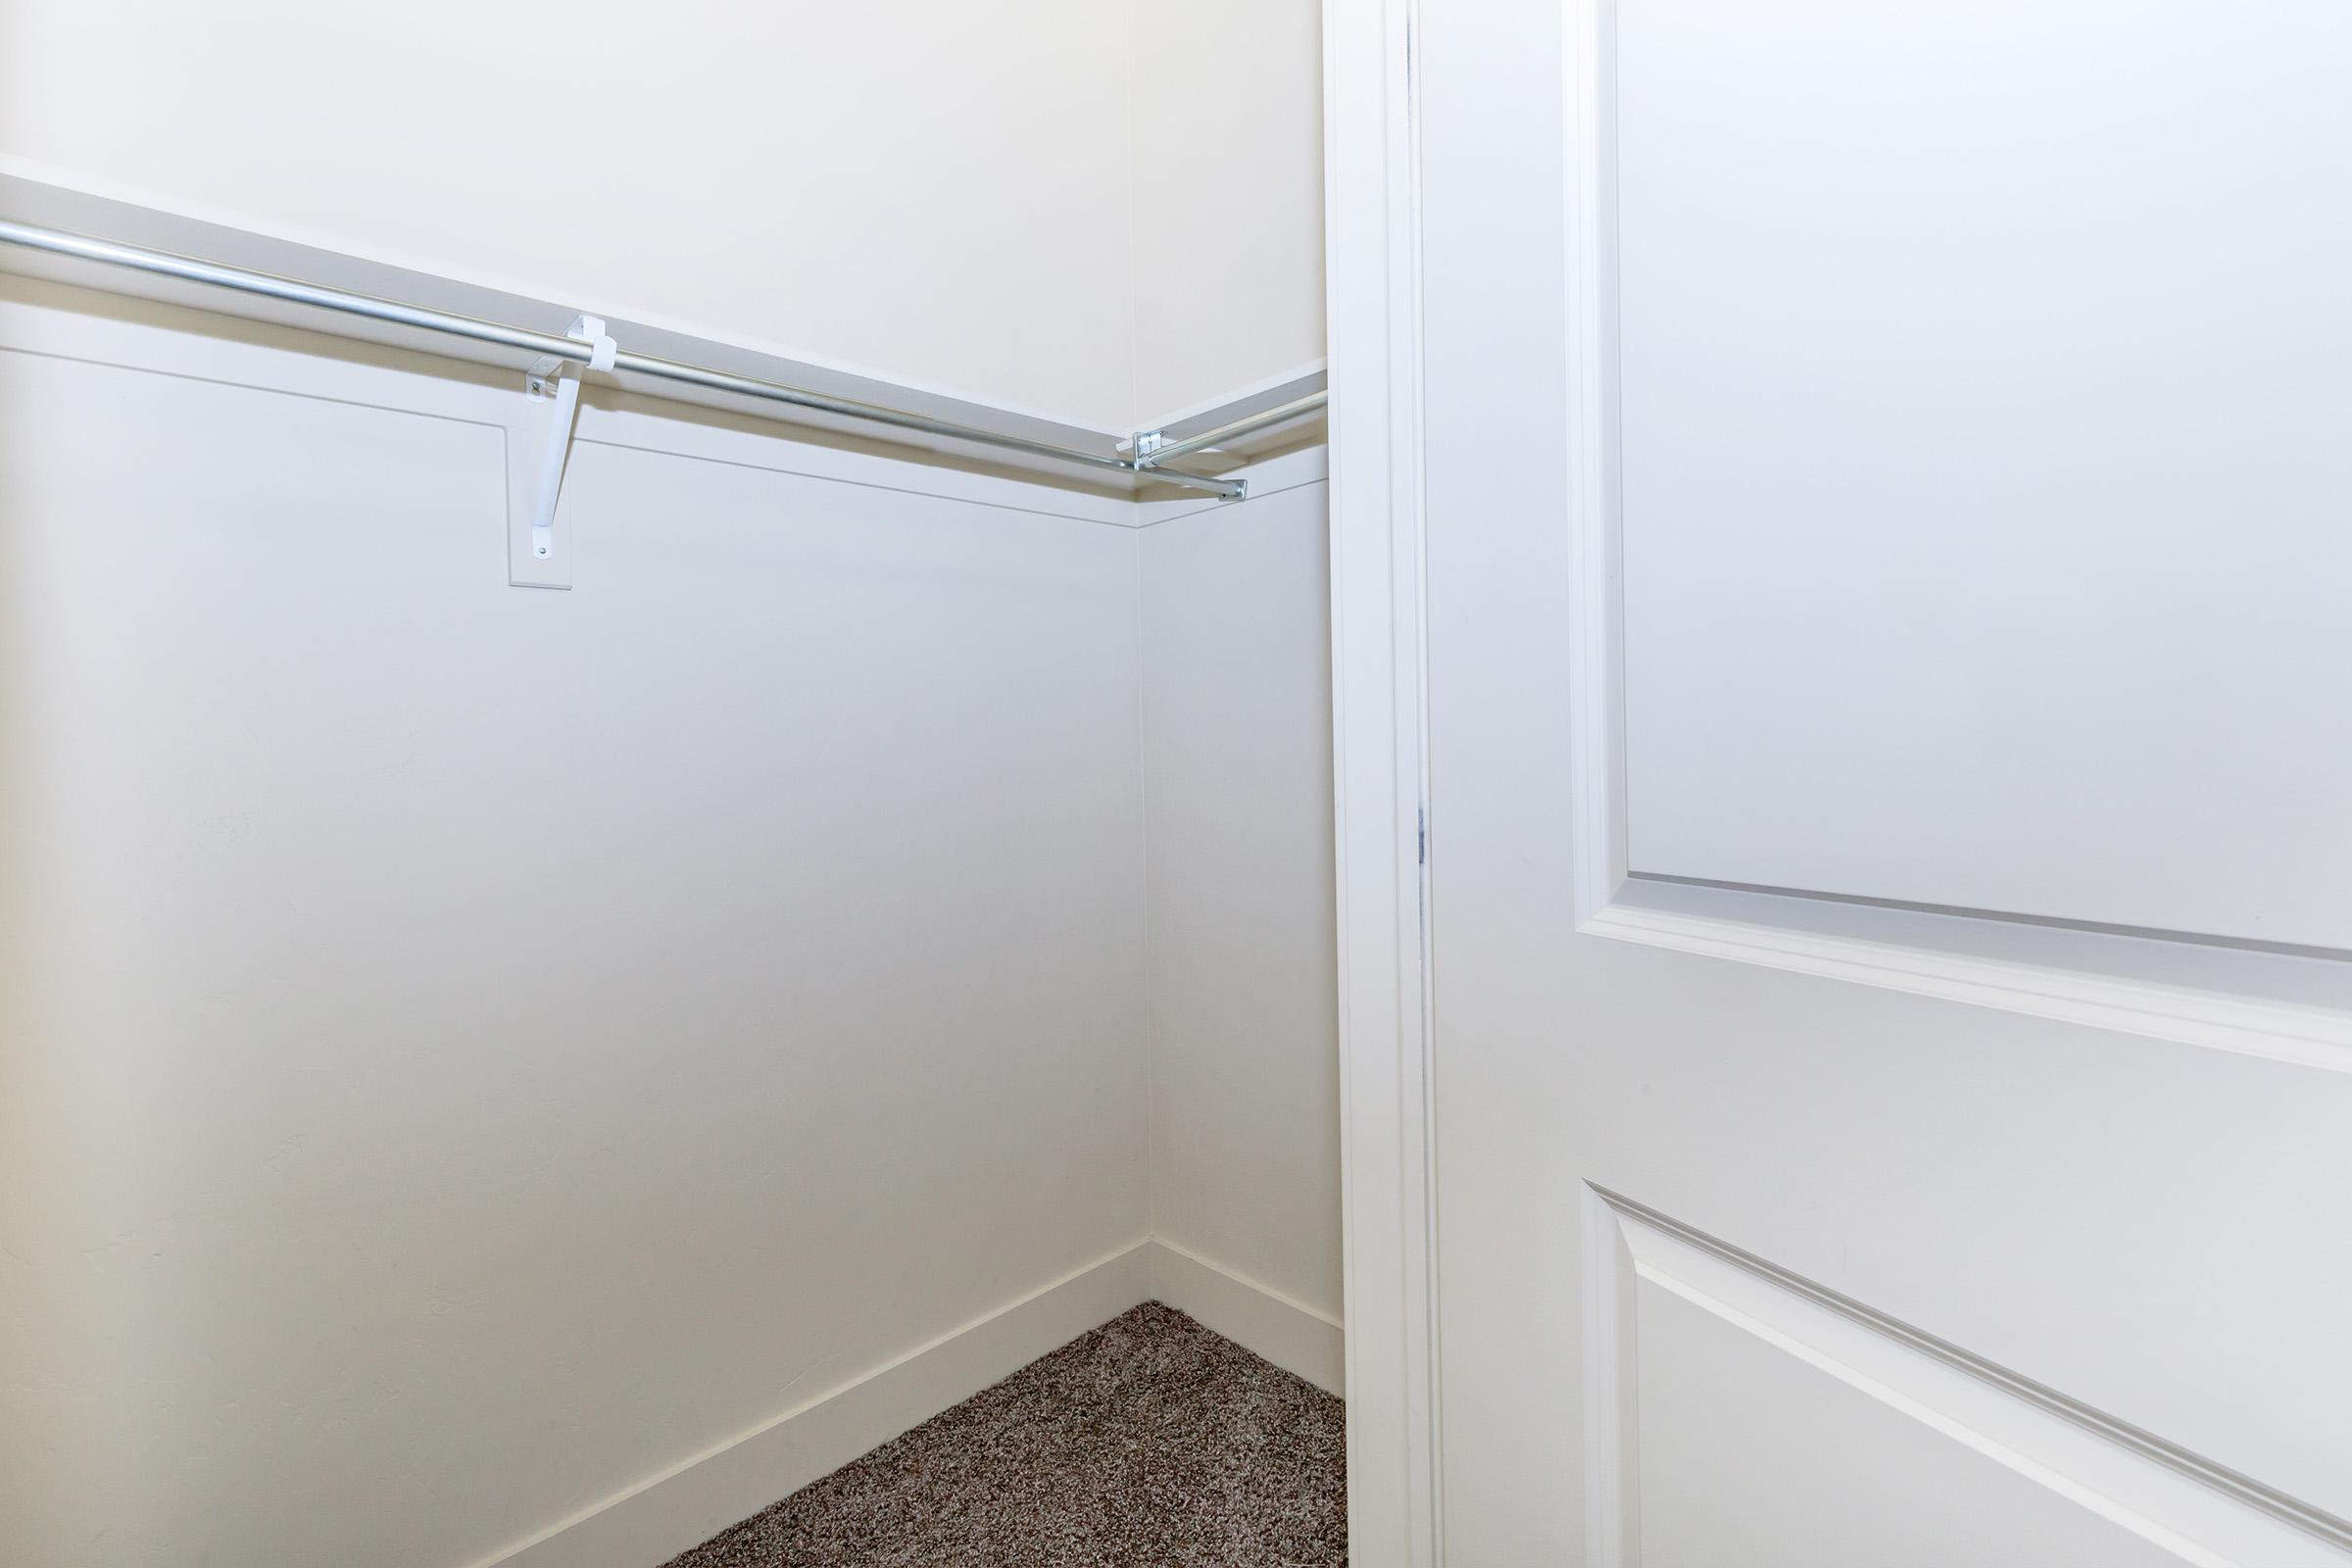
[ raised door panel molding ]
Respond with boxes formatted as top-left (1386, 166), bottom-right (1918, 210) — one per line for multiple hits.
top-left (1581, 1187), bottom-right (2352, 1568)
top-left (1559, 0), bottom-right (2352, 1070)
top-left (1607, 0), bottom-right (2352, 955)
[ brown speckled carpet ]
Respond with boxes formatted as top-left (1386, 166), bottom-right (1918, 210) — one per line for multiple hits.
top-left (661, 1301), bottom-right (1347, 1567)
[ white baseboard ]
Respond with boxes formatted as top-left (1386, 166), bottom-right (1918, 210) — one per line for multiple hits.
top-left (475, 1241), bottom-right (1155, 1568)
top-left (1144, 1238), bottom-right (1347, 1396)
top-left (471, 1236), bottom-right (1344, 1568)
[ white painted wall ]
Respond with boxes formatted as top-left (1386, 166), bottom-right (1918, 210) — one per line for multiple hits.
top-left (0, 13), bottom-right (1341, 1550)
top-left (0, 273), bottom-right (1346, 1568)
top-left (1138, 466), bottom-right (1343, 1325)
top-left (0, 277), bottom-right (1152, 1568)
top-left (0, 0), bottom-right (1325, 433)
top-left (1126, 0), bottom-right (1329, 427)
top-left (0, 0), bottom-right (1135, 429)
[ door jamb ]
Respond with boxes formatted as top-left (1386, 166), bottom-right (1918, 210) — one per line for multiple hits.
top-left (1326, 0), bottom-right (1443, 1562)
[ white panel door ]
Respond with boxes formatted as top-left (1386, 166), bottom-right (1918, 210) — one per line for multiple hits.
top-left (1409, 1), bottom-right (2352, 1563)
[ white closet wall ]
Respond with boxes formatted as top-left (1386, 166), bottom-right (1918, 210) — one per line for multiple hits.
top-left (0, 9), bottom-right (1338, 1566)
top-left (0, 0), bottom-right (1135, 428)
top-left (0, 294), bottom-right (1342, 1568)
top-left (1139, 471), bottom-right (1343, 1327)
top-left (0, 0), bottom-right (1325, 434)
top-left (1126, 0), bottom-right (1328, 425)
top-left (0, 280), bottom-right (1152, 1568)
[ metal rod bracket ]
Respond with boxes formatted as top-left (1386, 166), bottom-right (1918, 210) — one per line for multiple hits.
top-left (1125, 426), bottom-right (1248, 502)
top-left (526, 314), bottom-right (617, 562)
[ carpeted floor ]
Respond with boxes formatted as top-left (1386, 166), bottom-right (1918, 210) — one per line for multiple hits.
top-left (661, 1301), bottom-right (1347, 1567)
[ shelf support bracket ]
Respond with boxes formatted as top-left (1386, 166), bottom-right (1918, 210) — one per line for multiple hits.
top-left (522, 314), bottom-right (616, 564)
top-left (1121, 428), bottom-right (1247, 502)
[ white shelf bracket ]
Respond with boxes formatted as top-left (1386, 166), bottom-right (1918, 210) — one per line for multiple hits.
top-left (523, 314), bottom-right (616, 563)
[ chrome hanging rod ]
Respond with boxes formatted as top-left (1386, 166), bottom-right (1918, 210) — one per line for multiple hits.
top-left (1133, 390), bottom-right (1330, 471)
top-left (0, 218), bottom-right (1249, 500)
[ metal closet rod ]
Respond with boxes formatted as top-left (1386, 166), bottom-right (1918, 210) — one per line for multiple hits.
top-left (1134, 390), bottom-right (1328, 470)
top-left (0, 218), bottom-right (1276, 501)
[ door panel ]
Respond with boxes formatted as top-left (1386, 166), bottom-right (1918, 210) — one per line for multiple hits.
top-left (1635, 1283), bottom-right (2187, 1568)
top-left (1598, 1189), bottom-right (2342, 1568)
top-left (1614, 0), bottom-right (2352, 949)
top-left (1414, 0), bottom-right (2352, 1562)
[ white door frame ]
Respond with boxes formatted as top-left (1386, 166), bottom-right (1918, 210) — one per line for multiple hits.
top-left (1325, 0), bottom-right (1444, 1563)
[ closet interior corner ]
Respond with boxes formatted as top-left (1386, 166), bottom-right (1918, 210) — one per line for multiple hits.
top-left (0, 3), bottom-right (1341, 1565)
